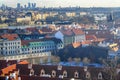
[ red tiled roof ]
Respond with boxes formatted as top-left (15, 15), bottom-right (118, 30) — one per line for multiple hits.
top-left (18, 60), bottom-right (29, 64)
top-left (26, 27), bottom-right (37, 32)
top-left (82, 40), bottom-right (92, 44)
top-left (17, 64), bottom-right (112, 80)
top-left (61, 29), bottom-right (73, 36)
top-left (60, 29), bottom-right (84, 36)
top-left (20, 75), bottom-right (66, 80)
top-left (0, 60), bottom-right (17, 70)
top-left (1, 34), bottom-right (19, 41)
top-left (72, 29), bottom-right (84, 35)
top-left (0, 60), bottom-right (29, 76)
top-left (72, 42), bottom-right (82, 48)
top-left (86, 35), bottom-right (97, 40)
top-left (2, 64), bottom-right (16, 75)
top-left (84, 30), bottom-right (114, 39)
top-left (21, 39), bottom-right (40, 46)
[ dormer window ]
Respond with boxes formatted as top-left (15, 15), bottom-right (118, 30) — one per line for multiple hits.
top-left (28, 64), bottom-right (32, 69)
top-left (98, 72), bottom-right (102, 79)
top-left (84, 66), bottom-right (88, 72)
top-left (29, 69), bottom-right (34, 76)
top-left (40, 69), bottom-right (45, 76)
top-left (74, 71), bottom-right (79, 78)
top-left (51, 70), bottom-right (56, 78)
top-left (63, 70), bottom-right (67, 78)
top-left (57, 65), bottom-right (62, 70)
top-left (86, 71), bottom-right (91, 79)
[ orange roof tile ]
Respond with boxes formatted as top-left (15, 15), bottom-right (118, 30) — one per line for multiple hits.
top-left (18, 60), bottom-right (29, 64)
top-left (2, 64), bottom-right (16, 75)
top-left (72, 42), bottom-right (81, 48)
top-left (61, 29), bottom-right (73, 36)
top-left (82, 40), bottom-right (92, 44)
top-left (72, 29), bottom-right (84, 35)
top-left (86, 35), bottom-right (97, 40)
top-left (1, 34), bottom-right (19, 41)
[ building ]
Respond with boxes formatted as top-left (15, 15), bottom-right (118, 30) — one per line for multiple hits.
top-left (0, 32), bottom-right (63, 60)
top-left (17, 3), bottom-right (21, 9)
top-left (21, 38), bottom-right (63, 54)
top-left (55, 28), bottom-right (85, 46)
top-left (1, 59), bottom-right (120, 80)
top-left (0, 34), bottom-right (21, 56)
top-left (16, 16), bottom-right (31, 23)
top-left (66, 12), bottom-right (76, 17)
top-left (16, 64), bottom-right (120, 80)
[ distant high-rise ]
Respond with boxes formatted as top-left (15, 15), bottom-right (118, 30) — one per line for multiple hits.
top-left (1, 4), bottom-right (6, 10)
top-left (107, 12), bottom-right (114, 22)
top-left (28, 2), bottom-right (31, 9)
top-left (32, 3), bottom-right (36, 9)
top-left (17, 3), bottom-right (21, 9)
top-left (24, 5), bottom-right (27, 9)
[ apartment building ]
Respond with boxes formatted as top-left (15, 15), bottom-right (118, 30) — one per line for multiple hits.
top-left (0, 34), bottom-right (21, 56)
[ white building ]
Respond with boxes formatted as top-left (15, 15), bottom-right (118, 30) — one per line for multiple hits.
top-left (55, 29), bottom-right (85, 46)
top-left (0, 34), bottom-right (21, 56)
top-left (21, 37), bottom-right (63, 54)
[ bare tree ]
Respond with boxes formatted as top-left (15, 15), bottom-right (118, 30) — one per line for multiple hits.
top-left (82, 57), bottom-right (90, 65)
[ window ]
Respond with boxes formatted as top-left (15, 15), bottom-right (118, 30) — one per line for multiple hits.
top-left (63, 70), bottom-right (67, 78)
top-left (74, 71), bottom-right (79, 78)
top-left (51, 70), bottom-right (56, 78)
top-left (86, 71), bottom-right (91, 79)
top-left (5, 43), bottom-right (7, 45)
top-left (98, 72), bottom-right (102, 79)
top-left (28, 64), bottom-right (32, 69)
top-left (57, 65), bottom-right (62, 70)
top-left (29, 69), bottom-right (34, 76)
top-left (40, 69), bottom-right (45, 76)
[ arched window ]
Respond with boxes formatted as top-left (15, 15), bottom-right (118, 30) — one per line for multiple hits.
top-left (86, 71), bottom-right (90, 79)
top-left (98, 72), bottom-right (102, 80)
top-left (51, 70), bottom-right (56, 78)
top-left (74, 71), bottom-right (79, 78)
top-left (40, 69), bottom-right (45, 76)
top-left (63, 70), bottom-right (67, 78)
top-left (29, 69), bottom-right (34, 76)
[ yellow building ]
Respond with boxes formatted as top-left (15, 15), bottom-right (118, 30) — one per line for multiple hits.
top-left (66, 12), bottom-right (76, 17)
top-left (16, 16), bottom-right (31, 23)
top-left (109, 43), bottom-right (119, 52)
top-left (41, 13), bottom-right (49, 20)
top-left (80, 12), bottom-right (87, 16)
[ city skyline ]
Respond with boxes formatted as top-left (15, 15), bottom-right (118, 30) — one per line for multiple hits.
top-left (0, 0), bottom-right (120, 8)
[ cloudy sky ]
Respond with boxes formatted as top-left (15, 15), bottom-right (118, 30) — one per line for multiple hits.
top-left (0, 0), bottom-right (120, 8)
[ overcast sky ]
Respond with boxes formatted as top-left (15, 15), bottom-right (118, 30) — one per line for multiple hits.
top-left (0, 0), bottom-right (120, 8)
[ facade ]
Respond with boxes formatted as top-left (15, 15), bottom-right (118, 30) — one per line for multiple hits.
top-left (1, 60), bottom-right (120, 80)
top-left (0, 33), bottom-right (63, 60)
top-left (21, 38), bottom-right (63, 54)
top-left (0, 34), bottom-right (21, 56)
top-left (16, 64), bottom-right (120, 80)
top-left (55, 29), bottom-right (85, 46)
top-left (16, 16), bottom-right (31, 23)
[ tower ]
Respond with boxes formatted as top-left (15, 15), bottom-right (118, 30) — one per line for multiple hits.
top-left (28, 2), bottom-right (31, 9)
top-left (17, 3), bottom-right (21, 9)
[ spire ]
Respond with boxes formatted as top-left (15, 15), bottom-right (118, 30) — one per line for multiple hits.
top-left (107, 11), bottom-right (114, 22)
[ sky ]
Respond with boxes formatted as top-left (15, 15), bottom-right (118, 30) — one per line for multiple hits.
top-left (0, 0), bottom-right (120, 8)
